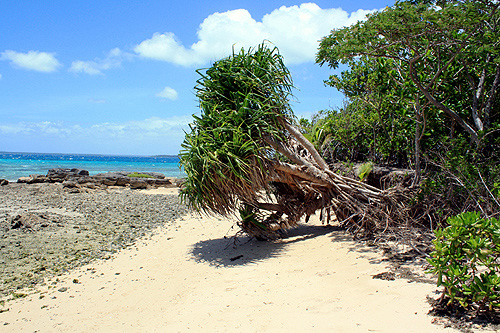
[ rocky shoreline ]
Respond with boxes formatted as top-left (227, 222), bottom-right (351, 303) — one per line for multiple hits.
top-left (3, 168), bottom-right (184, 191)
top-left (0, 181), bottom-right (188, 298)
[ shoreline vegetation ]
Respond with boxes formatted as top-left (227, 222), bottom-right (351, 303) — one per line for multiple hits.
top-left (178, 0), bottom-right (500, 325)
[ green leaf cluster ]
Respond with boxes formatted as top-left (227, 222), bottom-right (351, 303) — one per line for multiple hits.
top-left (313, 0), bottom-right (500, 213)
top-left (358, 162), bottom-right (374, 182)
top-left (179, 43), bottom-right (294, 215)
top-left (427, 212), bottom-right (500, 311)
top-left (316, 0), bottom-right (500, 155)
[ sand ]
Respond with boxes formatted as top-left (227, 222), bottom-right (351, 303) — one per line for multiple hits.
top-left (0, 185), bottom-right (466, 333)
top-left (0, 183), bottom-right (187, 297)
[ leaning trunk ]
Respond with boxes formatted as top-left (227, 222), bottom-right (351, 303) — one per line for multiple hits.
top-left (180, 43), bottom-right (421, 243)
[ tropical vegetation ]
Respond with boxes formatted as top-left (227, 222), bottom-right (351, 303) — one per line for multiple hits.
top-left (427, 212), bottom-right (500, 312)
top-left (315, 0), bottom-right (500, 218)
top-left (179, 44), bottom-right (419, 240)
top-left (179, 0), bottom-right (500, 318)
top-left (312, 0), bottom-right (500, 316)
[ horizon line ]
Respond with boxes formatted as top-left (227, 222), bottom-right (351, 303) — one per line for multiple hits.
top-left (0, 151), bottom-right (180, 158)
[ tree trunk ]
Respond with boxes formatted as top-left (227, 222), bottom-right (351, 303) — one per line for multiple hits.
top-left (413, 94), bottom-right (423, 185)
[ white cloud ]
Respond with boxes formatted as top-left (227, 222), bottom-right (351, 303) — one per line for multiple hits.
top-left (70, 60), bottom-right (102, 75)
top-left (0, 116), bottom-right (191, 138)
top-left (0, 117), bottom-right (193, 154)
top-left (0, 73), bottom-right (2, 79)
top-left (0, 123), bottom-right (32, 134)
top-left (90, 116), bottom-right (190, 137)
top-left (134, 32), bottom-right (198, 66)
top-left (156, 86), bottom-right (178, 100)
top-left (0, 50), bottom-right (62, 72)
top-left (0, 121), bottom-right (73, 135)
top-left (70, 48), bottom-right (132, 75)
top-left (134, 3), bottom-right (377, 66)
top-left (35, 121), bottom-right (72, 135)
top-left (261, 5), bottom-right (374, 64)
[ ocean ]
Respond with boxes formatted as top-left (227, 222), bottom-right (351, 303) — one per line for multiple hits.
top-left (0, 152), bottom-right (185, 181)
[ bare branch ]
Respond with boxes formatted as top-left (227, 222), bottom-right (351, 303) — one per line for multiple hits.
top-left (484, 64), bottom-right (500, 128)
top-left (409, 57), bottom-right (479, 144)
top-left (273, 161), bottom-right (332, 187)
top-left (426, 38), bottom-right (469, 90)
top-left (478, 170), bottom-right (500, 212)
top-left (262, 135), bottom-right (311, 167)
top-left (282, 122), bottom-right (330, 170)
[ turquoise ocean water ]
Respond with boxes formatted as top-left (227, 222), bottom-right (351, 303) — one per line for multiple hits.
top-left (0, 152), bottom-right (185, 181)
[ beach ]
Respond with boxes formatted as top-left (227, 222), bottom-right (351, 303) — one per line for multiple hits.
top-left (0, 183), bottom-right (480, 332)
top-left (0, 183), bottom-right (187, 297)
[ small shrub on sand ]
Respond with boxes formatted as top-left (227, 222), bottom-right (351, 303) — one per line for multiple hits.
top-left (427, 212), bottom-right (500, 312)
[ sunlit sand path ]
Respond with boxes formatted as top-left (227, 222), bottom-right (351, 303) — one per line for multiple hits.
top-left (1, 206), bottom-right (457, 332)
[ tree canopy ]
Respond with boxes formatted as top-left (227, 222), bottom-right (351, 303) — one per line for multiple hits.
top-left (317, 0), bottom-right (500, 146)
top-left (315, 0), bottom-right (500, 216)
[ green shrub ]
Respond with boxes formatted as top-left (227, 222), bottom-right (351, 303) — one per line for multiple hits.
top-left (127, 172), bottom-right (154, 178)
top-left (427, 212), bottom-right (500, 311)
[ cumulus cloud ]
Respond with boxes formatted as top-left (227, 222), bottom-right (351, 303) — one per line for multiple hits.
top-left (134, 32), bottom-right (198, 66)
top-left (70, 48), bottom-right (132, 75)
top-left (156, 86), bottom-right (178, 100)
top-left (134, 3), bottom-right (376, 66)
top-left (0, 50), bottom-right (62, 72)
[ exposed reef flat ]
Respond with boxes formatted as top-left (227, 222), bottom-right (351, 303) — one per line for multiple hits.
top-left (0, 182), bottom-right (188, 297)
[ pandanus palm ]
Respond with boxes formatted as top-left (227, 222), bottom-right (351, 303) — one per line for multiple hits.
top-left (180, 43), bottom-right (413, 240)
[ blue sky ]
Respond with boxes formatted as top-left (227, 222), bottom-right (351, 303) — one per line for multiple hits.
top-left (0, 0), bottom-right (393, 155)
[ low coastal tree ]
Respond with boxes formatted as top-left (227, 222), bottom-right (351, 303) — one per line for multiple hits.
top-left (317, 0), bottom-right (500, 146)
top-left (315, 0), bottom-right (500, 216)
top-left (179, 43), bottom-right (422, 240)
top-left (311, 0), bottom-right (500, 321)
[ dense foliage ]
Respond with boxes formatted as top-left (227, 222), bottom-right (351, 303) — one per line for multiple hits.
top-left (179, 44), bottom-right (294, 216)
top-left (311, 0), bottom-right (500, 317)
top-left (313, 0), bottom-right (500, 216)
top-left (427, 212), bottom-right (500, 311)
top-left (178, 0), bottom-right (500, 321)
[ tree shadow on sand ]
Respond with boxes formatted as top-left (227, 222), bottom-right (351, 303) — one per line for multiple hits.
top-left (190, 224), bottom-right (343, 267)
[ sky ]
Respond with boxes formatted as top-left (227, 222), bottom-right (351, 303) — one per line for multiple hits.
top-left (0, 0), bottom-right (394, 156)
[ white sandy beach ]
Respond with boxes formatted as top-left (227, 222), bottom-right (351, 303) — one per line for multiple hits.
top-left (0, 188), bottom-right (461, 332)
